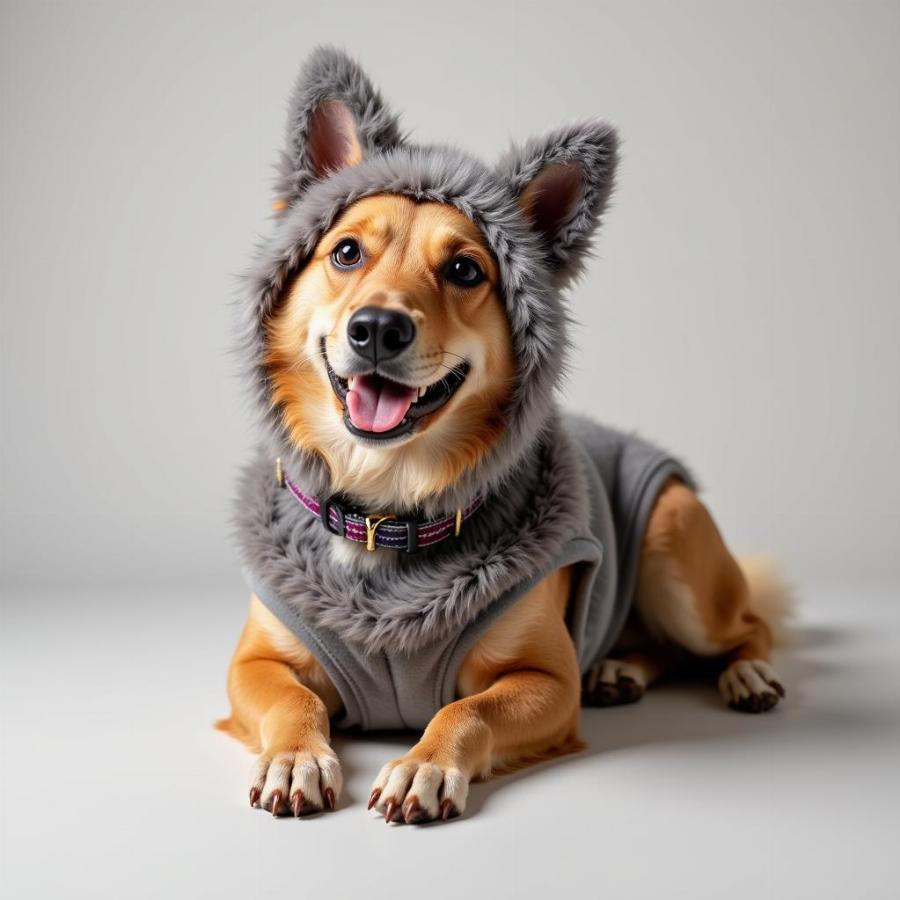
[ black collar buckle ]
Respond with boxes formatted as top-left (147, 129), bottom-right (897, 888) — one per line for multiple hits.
top-left (319, 495), bottom-right (346, 537)
top-left (401, 518), bottom-right (418, 553)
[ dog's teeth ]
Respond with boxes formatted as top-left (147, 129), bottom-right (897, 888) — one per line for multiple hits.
top-left (418, 387), bottom-right (426, 399)
top-left (348, 377), bottom-right (356, 390)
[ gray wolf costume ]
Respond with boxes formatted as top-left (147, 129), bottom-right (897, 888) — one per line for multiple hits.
top-left (236, 47), bottom-right (692, 730)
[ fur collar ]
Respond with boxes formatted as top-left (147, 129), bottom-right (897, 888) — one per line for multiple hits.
top-left (236, 417), bottom-right (592, 654)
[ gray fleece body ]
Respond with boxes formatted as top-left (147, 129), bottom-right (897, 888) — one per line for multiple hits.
top-left (240, 415), bottom-right (691, 730)
top-left (234, 47), bottom-right (694, 731)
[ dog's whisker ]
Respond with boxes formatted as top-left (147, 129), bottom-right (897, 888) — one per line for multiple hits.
top-left (285, 348), bottom-right (327, 374)
top-left (287, 353), bottom-right (319, 370)
top-left (434, 361), bottom-right (464, 376)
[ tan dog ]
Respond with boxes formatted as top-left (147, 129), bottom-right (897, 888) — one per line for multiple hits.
top-left (217, 191), bottom-right (788, 824)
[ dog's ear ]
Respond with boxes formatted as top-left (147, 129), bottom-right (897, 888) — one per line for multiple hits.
top-left (274, 46), bottom-right (404, 211)
top-left (497, 120), bottom-right (618, 285)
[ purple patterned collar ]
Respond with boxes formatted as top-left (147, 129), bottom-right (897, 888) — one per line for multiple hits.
top-left (279, 464), bottom-right (482, 554)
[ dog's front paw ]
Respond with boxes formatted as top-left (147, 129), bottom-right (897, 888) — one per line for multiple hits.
top-left (368, 755), bottom-right (468, 825)
top-left (248, 747), bottom-right (343, 816)
top-left (719, 659), bottom-right (785, 713)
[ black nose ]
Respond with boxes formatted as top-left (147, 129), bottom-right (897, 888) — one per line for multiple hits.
top-left (346, 307), bottom-right (416, 364)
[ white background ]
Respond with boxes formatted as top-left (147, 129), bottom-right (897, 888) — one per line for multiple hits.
top-left (2, 3), bottom-right (899, 899)
top-left (2, 0), bottom-right (898, 589)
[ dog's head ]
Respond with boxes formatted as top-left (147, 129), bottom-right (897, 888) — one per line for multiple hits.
top-left (246, 48), bottom-right (618, 511)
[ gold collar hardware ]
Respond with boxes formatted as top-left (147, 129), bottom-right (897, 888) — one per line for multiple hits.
top-left (454, 508), bottom-right (463, 537)
top-left (364, 514), bottom-right (397, 551)
top-left (275, 457), bottom-right (285, 488)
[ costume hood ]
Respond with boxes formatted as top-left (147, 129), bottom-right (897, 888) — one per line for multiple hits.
top-left (238, 46), bottom-right (619, 515)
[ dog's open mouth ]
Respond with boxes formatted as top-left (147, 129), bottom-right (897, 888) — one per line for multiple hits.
top-left (325, 352), bottom-right (470, 441)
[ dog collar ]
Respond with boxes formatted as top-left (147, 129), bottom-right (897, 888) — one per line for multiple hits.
top-left (277, 460), bottom-right (482, 553)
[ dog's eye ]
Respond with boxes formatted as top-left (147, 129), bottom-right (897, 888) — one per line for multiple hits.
top-left (443, 256), bottom-right (485, 288)
top-left (331, 239), bottom-right (363, 269)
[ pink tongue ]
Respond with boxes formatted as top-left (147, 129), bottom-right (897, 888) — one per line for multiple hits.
top-left (347, 375), bottom-right (418, 433)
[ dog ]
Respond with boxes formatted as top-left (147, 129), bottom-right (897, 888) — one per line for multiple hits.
top-left (217, 47), bottom-right (789, 825)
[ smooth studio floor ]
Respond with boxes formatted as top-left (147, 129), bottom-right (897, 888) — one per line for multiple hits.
top-left (1, 580), bottom-right (898, 900)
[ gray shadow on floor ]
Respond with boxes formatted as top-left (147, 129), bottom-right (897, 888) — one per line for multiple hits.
top-left (329, 623), bottom-right (891, 824)
top-left (463, 623), bottom-right (891, 819)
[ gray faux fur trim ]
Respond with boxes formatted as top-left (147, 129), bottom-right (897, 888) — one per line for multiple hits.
top-left (236, 416), bottom-right (592, 654)
top-left (236, 46), bottom-right (618, 517)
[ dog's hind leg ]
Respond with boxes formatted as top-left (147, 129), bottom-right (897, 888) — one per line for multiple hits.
top-left (582, 643), bottom-right (677, 707)
top-left (632, 479), bottom-right (789, 712)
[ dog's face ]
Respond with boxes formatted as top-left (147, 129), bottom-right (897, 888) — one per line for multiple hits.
top-left (266, 193), bottom-right (515, 507)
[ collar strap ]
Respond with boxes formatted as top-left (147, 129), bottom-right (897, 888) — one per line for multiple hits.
top-left (282, 473), bottom-right (482, 553)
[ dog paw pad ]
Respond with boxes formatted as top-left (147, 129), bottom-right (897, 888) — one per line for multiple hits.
top-left (719, 659), bottom-right (785, 713)
top-left (583, 659), bottom-right (647, 707)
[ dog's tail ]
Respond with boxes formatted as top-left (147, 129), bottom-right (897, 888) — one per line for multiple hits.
top-left (737, 554), bottom-right (794, 645)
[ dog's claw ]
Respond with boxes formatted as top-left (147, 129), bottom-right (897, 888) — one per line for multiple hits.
top-left (384, 799), bottom-right (398, 823)
top-left (324, 787), bottom-right (336, 810)
top-left (402, 796), bottom-right (428, 825)
top-left (730, 691), bottom-right (780, 713)
top-left (368, 788), bottom-right (381, 810)
top-left (249, 787), bottom-right (260, 807)
top-left (291, 791), bottom-right (305, 817)
top-left (270, 790), bottom-right (283, 816)
top-left (440, 798), bottom-right (459, 821)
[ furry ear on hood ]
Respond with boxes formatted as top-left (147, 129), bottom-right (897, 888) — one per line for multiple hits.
top-left (275, 46), bottom-right (405, 209)
top-left (496, 121), bottom-right (619, 287)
